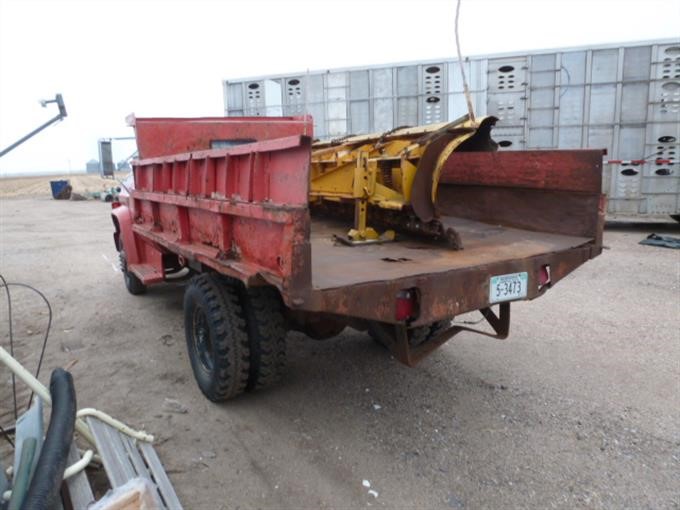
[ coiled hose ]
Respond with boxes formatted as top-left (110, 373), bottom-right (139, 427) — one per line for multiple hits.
top-left (21, 369), bottom-right (76, 510)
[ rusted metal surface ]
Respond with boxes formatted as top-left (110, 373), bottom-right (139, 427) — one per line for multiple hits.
top-left (438, 149), bottom-right (604, 192)
top-left (117, 116), bottom-right (605, 364)
top-left (308, 217), bottom-right (592, 289)
top-left (130, 115), bottom-right (313, 159)
top-left (436, 149), bottom-right (605, 243)
top-left (304, 239), bottom-right (593, 326)
top-left (125, 123), bottom-right (313, 298)
top-left (371, 303), bottom-right (510, 366)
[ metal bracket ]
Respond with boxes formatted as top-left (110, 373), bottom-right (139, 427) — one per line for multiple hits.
top-left (374, 302), bottom-right (511, 367)
top-left (333, 229), bottom-right (395, 247)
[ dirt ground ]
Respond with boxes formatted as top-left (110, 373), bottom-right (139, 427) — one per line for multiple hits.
top-left (0, 173), bottom-right (128, 198)
top-left (0, 197), bottom-right (678, 509)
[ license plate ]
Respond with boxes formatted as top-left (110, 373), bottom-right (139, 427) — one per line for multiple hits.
top-left (489, 272), bottom-right (528, 303)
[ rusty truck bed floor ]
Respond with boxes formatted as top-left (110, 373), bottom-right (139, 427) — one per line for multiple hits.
top-left (310, 217), bottom-right (592, 290)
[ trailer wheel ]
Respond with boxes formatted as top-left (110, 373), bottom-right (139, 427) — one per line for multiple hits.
top-left (241, 286), bottom-right (287, 390)
top-left (119, 249), bottom-right (146, 295)
top-left (184, 274), bottom-right (250, 401)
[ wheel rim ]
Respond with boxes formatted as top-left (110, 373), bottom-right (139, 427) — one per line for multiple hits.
top-left (192, 307), bottom-right (214, 372)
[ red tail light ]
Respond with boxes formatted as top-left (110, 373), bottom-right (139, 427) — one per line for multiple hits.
top-left (538, 264), bottom-right (551, 288)
top-left (111, 201), bottom-right (121, 209)
top-left (395, 289), bottom-right (417, 321)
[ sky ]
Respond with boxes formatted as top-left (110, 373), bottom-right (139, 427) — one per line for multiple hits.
top-left (0, 0), bottom-right (678, 176)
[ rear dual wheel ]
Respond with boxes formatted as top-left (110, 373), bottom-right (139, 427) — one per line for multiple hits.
top-left (183, 274), bottom-right (287, 401)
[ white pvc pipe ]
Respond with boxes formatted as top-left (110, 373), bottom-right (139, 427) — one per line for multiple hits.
top-left (77, 409), bottom-right (154, 443)
top-left (63, 449), bottom-right (94, 479)
top-left (0, 345), bottom-right (155, 449)
top-left (0, 345), bottom-right (95, 446)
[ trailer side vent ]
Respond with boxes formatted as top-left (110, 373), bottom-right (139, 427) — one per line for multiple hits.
top-left (621, 168), bottom-right (639, 176)
top-left (423, 64), bottom-right (444, 124)
top-left (658, 136), bottom-right (677, 143)
top-left (497, 65), bottom-right (516, 89)
top-left (498, 140), bottom-right (513, 147)
top-left (655, 168), bottom-right (672, 176)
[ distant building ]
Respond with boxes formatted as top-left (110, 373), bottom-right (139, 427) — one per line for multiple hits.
top-left (86, 159), bottom-right (99, 174)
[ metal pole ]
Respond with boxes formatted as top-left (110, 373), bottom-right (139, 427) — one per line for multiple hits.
top-left (0, 94), bottom-right (67, 158)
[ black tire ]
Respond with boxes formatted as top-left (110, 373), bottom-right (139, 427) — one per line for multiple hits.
top-left (184, 274), bottom-right (250, 401)
top-left (119, 249), bottom-right (146, 295)
top-left (368, 319), bottom-right (452, 348)
top-left (240, 286), bottom-right (287, 391)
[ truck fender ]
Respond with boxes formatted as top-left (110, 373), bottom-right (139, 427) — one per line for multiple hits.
top-left (111, 205), bottom-right (140, 264)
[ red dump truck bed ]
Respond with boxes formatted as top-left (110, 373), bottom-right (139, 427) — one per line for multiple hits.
top-left (112, 115), bottom-right (604, 400)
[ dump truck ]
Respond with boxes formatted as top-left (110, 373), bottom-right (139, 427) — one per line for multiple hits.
top-left (111, 114), bottom-right (605, 401)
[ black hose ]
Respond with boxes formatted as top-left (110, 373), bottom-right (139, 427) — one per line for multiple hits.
top-left (21, 369), bottom-right (76, 510)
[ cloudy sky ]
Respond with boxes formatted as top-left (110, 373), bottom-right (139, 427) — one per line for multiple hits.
top-left (0, 0), bottom-right (678, 175)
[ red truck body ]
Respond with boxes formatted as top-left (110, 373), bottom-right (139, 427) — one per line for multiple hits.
top-left (112, 115), bottom-right (604, 394)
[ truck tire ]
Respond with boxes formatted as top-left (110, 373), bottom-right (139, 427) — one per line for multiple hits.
top-left (119, 248), bottom-right (146, 295)
top-left (240, 286), bottom-right (287, 390)
top-left (184, 274), bottom-right (250, 401)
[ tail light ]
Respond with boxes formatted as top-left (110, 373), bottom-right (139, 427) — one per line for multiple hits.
top-left (538, 264), bottom-right (551, 289)
top-left (111, 201), bottom-right (121, 209)
top-left (395, 289), bottom-right (417, 321)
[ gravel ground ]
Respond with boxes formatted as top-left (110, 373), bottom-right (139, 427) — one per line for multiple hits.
top-left (1, 198), bottom-right (678, 509)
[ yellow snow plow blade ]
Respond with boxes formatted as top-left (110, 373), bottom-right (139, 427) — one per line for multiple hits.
top-left (309, 115), bottom-right (497, 247)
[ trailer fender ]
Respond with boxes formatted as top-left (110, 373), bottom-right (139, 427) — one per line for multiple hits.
top-left (111, 205), bottom-right (140, 264)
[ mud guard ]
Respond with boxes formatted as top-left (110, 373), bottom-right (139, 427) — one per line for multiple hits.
top-left (111, 205), bottom-right (140, 264)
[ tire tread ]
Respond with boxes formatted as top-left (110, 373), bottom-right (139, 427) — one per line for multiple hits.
top-left (184, 274), bottom-right (250, 401)
top-left (242, 286), bottom-right (287, 390)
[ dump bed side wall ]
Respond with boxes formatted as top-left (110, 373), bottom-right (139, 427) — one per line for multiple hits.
top-left (437, 150), bottom-right (605, 247)
top-left (129, 134), bottom-right (313, 299)
top-left (132, 115), bottom-right (314, 159)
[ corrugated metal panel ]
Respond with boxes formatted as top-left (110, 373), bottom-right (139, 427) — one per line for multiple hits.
top-left (223, 39), bottom-right (680, 216)
top-left (326, 72), bottom-right (348, 137)
top-left (487, 56), bottom-right (528, 150)
top-left (349, 70), bottom-right (369, 135)
top-left (421, 63), bottom-right (447, 125)
top-left (448, 59), bottom-right (487, 121)
top-left (372, 67), bottom-right (394, 132)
